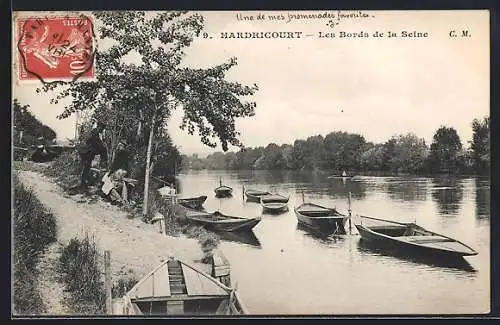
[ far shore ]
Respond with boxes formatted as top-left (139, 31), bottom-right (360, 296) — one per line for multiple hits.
top-left (179, 168), bottom-right (490, 178)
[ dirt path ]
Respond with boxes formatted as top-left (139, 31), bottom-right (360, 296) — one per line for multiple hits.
top-left (35, 242), bottom-right (70, 315)
top-left (17, 170), bottom-right (209, 285)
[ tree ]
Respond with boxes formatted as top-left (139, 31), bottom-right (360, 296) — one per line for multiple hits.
top-left (469, 116), bottom-right (490, 174)
top-left (304, 135), bottom-right (325, 170)
top-left (254, 143), bottom-right (286, 170)
top-left (323, 131), bottom-right (366, 171)
top-left (428, 126), bottom-right (463, 173)
top-left (291, 139), bottom-right (307, 170)
top-left (386, 133), bottom-right (429, 173)
top-left (39, 11), bottom-right (258, 217)
top-left (13, 99), bottom-right (57, 146)
top-left (360, 143), bottom-right (384, 171)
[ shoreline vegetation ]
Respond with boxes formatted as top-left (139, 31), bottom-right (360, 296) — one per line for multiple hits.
top-left (181, 118), bottom-right (490, 177)
top-left (13, 174), bottom-right (57, 314)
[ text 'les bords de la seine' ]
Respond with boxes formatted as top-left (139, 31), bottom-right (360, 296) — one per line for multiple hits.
top-left (218, 30), bottom-right (429, 39)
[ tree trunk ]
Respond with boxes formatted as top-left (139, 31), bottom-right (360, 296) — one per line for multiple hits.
top-left (142, 110), bottom-right (156, 219)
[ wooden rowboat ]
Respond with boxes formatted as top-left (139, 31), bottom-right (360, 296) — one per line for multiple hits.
top-left (178, 195), bottom-right (207, 210)
top-left (355, 215), bottom-right (478, 258)
top-left (184, 208), bottom-right (261, 232)
top-left (214, 180), bottom-right (233, 198)
top-left (260, 193), bottom-right (289, 214)
top-left (121, 256), bottom-right (247, 315)
top-left (294, 202), bottom-right (347, 235)
top-left (244, 188), bottom-right (271, 202)
top-left (215, 186), bottom-right (233, 198)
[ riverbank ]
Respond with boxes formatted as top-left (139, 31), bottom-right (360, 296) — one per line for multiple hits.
top-left (15, 168), bottom-right (212, 315)
top-left (17, 169), bottom-right (210, 275)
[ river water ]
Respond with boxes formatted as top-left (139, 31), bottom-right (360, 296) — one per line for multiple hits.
top-left (176, 170), bottom-right (490, 315)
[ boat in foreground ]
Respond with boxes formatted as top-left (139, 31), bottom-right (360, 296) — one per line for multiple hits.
top-left (355, 215), bottom-right (478, 258)
top-left (244, 188), bottom-right (271, 202)
top-left (121, 256), bottom-right (247, 315)
top-left (260, 194), bottom-right (289, 214)
top-left (295, 202), bottom-right (347, 234)
top-left (184, 207), bottom-right (262, 232)
top-left (178, 195), bottom-right (207, 210)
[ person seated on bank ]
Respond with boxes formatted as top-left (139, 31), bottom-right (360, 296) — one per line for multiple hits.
top-left (109, 139), bottom-right (130, 175)
top-left (101, 169), bottom-right (129, 206)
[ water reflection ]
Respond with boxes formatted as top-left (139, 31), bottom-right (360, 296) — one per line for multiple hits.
top-left (386, 178), bottom-right (428, 202)
top-left (296, 223), bottom-right (346, 247)
top-left (235, 170), bottom-right (367, 199)
top-left (475, 178), bottom-right (490, 219)
top-left (216, 230), bottom-right (262, 248)
top-left (325, 178), bottom-right (367, 199)
top-left (261, 206), bottom-right (290, 216)
top-left (431, 177), bottom-right (464, 216)
top-left (357, 239), bottom-right (477, 274)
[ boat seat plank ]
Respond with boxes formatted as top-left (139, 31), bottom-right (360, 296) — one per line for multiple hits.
top-left (401, 235), bottom-right (454, 243)
top-left (299, 207), bottom-right (331, 212)
top-left (412, 240), bottom-right (472, 252)
top-left (181, 263), bottom-right (228, 297)
top-left (369, 225), bottom-right (407, 230)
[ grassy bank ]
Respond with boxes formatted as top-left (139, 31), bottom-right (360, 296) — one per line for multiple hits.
top-left (57, 234), bottom-right (106, 314)
top-left (13, 174), bottom-right (57, 314)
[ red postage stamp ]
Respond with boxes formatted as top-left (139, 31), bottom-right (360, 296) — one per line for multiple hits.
top-left (16, 15), bottom-right (96, 83)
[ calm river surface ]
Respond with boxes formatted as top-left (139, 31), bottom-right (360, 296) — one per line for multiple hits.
top-left (176, 170), bottom-right (490, 315)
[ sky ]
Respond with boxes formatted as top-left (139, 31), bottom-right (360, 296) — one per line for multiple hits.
top-left (13, 10), bottom-right (489, 156)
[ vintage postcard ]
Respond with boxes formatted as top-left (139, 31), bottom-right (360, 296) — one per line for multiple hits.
top-left (12, 10), bottom-right (490, 316)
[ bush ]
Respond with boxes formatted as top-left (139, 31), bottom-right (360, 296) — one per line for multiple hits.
top-left (147, 191), bottom-right (187, 235)
top-left (12, 265), bottom-right (45, 315)
top-left (13, 174), bottom-right (57, 314)
top-left (45, 150), bottom-right (82, 178)
top-left (58, 234), bottom-right (105, 314)
top-left (112, 277), bottom-right (139, 298)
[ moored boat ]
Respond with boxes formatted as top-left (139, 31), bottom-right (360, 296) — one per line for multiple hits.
top-left (184, 207), bottom-right (261, 232)
top-left (355, 215), bottom-right (478, 258)
top-left (294, 202), bottom-right (347, 234)
top-left (244, 188), bottom-right (271, 202)
top-left (260, 193), bottom-right (289, 214)
top-left (214, 180), bottom-right (233, 198)
top-left (178, 195), bottom-right (208, 210)
top-left (121, 256), bottom-right (247, 315)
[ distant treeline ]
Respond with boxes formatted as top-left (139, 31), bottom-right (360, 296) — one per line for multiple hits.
top-left (181, 118), bottom-right (490, 175)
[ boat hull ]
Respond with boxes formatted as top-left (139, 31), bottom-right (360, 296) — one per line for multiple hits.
top-left (296, 213), bottom-right (347, 235)
top-left (122, 257), bottom-right (247, 315)
top-left (215, 189), bottom-right (233, 198)
top-left (184, 209), bottom-right (262, 232)
top-left (355, 224), bottom-right (477, 258)
top-left (196, 218), bottom-right (262, 232)
top-left (245, 190), bottom-right (271, 202)
top-left (178, 196), bottom-right (207, 210)
top-left (262, 203), bottom-right (288, 214)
